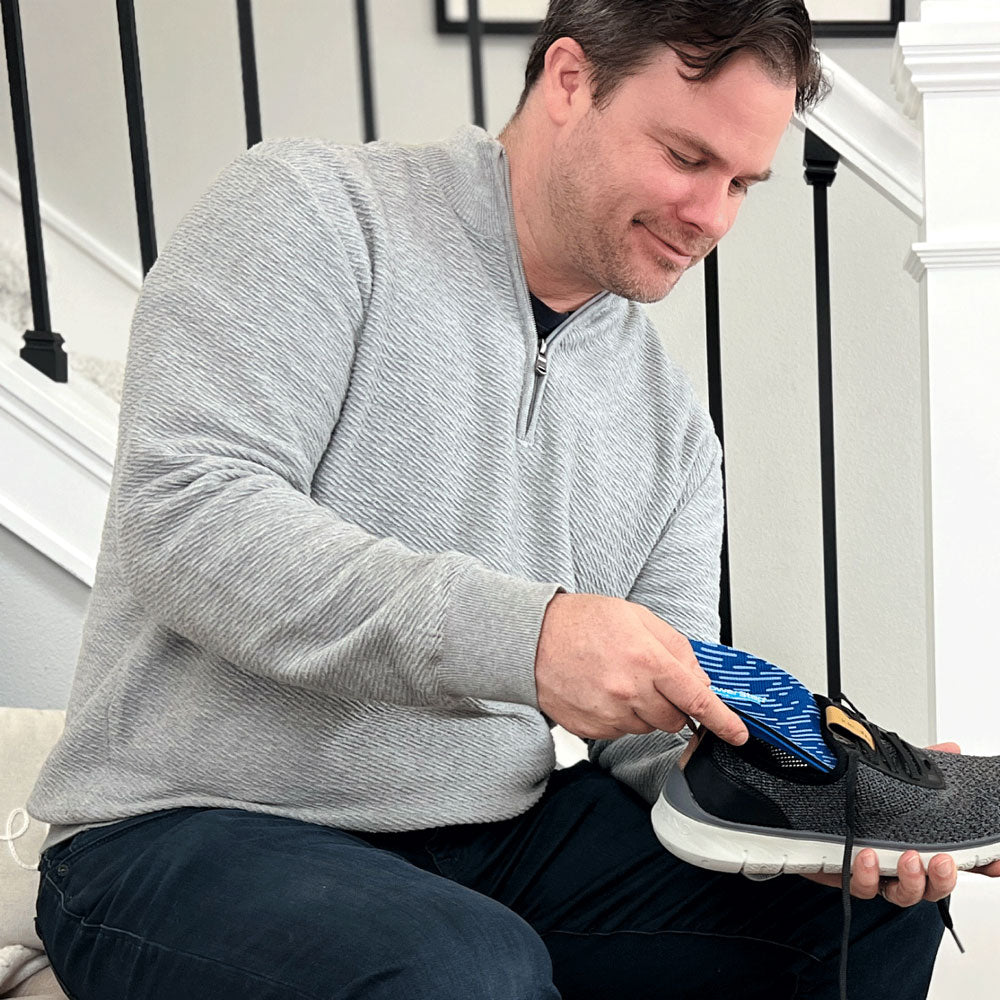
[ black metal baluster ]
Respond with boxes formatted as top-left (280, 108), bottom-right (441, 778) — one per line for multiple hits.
top-left (236, 0), bottom-right (262, 147)
top-left (3, 0), bottom-right (67, 382)
top-left (467, 0), bottom-right (486, 128)
top-left (116, 0), bottom-right (157, 277)
top-left (354, 0), bottom-right (377, 142)
top-left (703, 248), bottom-right (732, 646)
top-left (804, 130), bottom-right (842, 700)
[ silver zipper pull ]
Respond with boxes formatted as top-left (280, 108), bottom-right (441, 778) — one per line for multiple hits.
top-left (535, 339), bottom-right (549, 377)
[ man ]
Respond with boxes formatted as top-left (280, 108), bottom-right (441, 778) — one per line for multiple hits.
top-left (29, 2), bottom-right (958, 997)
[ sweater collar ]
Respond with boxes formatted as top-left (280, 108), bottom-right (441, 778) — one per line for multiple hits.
top-left (441, 124), bottom-right (628, 334)
top-left (439, 123), bottom-right (510, 237)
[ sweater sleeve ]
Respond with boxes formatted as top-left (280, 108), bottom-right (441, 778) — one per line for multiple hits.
top-left (586, 439), bottom-right (724, 803)
top-left (113, 147), bottom-right (561, 711)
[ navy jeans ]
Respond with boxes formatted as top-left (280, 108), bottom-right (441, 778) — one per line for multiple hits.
top-left (36, 760), bottom-right (944, 999)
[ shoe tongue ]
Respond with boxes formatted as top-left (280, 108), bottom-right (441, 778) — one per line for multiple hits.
top-left (823, 704), bottom-right (876, 752)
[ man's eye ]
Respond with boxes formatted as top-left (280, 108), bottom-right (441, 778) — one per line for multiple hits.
top-left (730, 178), bottom-right (748, 195)
top-left (669, 149), bottom-right (696, 168)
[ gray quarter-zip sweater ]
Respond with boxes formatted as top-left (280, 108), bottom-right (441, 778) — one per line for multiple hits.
top-left (29, 125), bottom-right (723, 841)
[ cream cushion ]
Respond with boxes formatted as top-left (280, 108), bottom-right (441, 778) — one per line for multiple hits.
top-left (2, 965), bottom-right (66, 999)
top-left (0, 708), bottom-right (67, 1000)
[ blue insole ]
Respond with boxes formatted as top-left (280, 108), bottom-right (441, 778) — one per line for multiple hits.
top-left (689, 639), bottom-right (837, 772)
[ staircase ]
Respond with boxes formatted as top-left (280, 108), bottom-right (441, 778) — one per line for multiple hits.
top-left (1, 1), bottom-right (998, 993)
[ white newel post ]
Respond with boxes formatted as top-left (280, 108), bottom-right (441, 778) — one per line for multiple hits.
top-left (898, 15), bottom-right (1000, 993)
top-left (893, 1), bottom-right (1000, 758)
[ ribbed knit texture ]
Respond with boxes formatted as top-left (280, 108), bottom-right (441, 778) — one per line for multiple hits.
top-left (28, 125), bottom-right (722, 837)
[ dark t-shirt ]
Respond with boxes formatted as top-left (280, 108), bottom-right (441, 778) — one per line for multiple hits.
top-left (529, 292), bottom-right (572, 340)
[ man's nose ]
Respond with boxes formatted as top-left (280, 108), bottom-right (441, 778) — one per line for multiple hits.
top-left (674, 177), bottom-right (732, 242)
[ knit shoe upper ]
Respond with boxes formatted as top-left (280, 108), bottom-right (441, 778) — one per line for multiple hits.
top-left (662, 694), bottom-right (1000, 867)
top-left (651, 694), bottom-right (997, 1000)
top-left (693, 696), bottom-right (1000, 858)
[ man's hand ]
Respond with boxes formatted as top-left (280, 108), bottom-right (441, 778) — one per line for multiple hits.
top-left (534, 593), bottom-right (748, 746)
top-left (801, 846), bottom-right (959, 905)
top-left (801, 741), bottom-right (1000, 903)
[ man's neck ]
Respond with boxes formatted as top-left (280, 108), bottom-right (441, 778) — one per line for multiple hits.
top-left (499, 121), bottom-right (602, 313)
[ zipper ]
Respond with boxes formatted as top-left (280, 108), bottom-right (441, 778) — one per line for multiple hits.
top-left (497, 147), bottom-right (609, 438)
top-left (522, 289), bottom-right (609, 435)
top-left (526, 336), bottom-right (550, 431)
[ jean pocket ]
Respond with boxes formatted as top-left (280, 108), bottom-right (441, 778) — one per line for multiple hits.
top-left (45, 807), bottom-right (190, 869)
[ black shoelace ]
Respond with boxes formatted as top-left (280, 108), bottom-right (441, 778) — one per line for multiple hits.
top-left (835, 696), bottom-right (964, 1000)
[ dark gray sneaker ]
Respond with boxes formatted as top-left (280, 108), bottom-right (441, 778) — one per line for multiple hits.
top-left (651, 694), bottom-right (999, 999)
top-left (652, 695), bottom-right (1000, 1000)
top-left (652, 693), bottom-right (1000, 877)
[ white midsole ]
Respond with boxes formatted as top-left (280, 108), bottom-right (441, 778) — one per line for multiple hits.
top-left (651, 792), bottom-right (1000, 876)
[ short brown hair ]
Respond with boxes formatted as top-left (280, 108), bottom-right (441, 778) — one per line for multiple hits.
top-left (516, 0), bottom-right (828, 116)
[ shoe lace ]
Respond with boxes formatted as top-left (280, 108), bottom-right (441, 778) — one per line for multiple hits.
top-left (838, 694), bottom-right (928, 781)
top-left (834, 695), bottom-right (964, 1000)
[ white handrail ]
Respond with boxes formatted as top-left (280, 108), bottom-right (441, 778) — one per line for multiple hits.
top-left (796, 53), bottom-right (924, 223)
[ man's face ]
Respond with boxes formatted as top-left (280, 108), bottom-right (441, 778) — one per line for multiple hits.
top-left (546, 47), bottom-right (797, 303)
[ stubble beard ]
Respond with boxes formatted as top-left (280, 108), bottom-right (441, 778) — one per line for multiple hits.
top-left (546, 128), bottom-right (686, 304)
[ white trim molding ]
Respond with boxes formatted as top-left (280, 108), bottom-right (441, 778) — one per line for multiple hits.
top-left (797, 53), bottom-right (924, 222)
top-left (893, 4), bottom-right (1000, 118)
top-left (905, 241), bottom-right (1000, 279)
top-left (893, 2), bottom-right (1000, 766)
top-left (0, 324), bottom-right (118, 587)
top-left (0, 171), bottom-right (143, 294)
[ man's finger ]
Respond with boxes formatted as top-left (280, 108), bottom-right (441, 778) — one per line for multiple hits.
top-left (884, 851), bottom-right (928, 907)
top-left (629, 709), bottom-right (657, 734)
top-left (850, 849), bottom-right (880, 899)
top-left (639, 615), bottom-right (712, 686)
top-left (653, 676), bottom-right (748, 746)
top-left (972, 858), bottom-right (1000, 877)
top-left (924, 854), bottom-right (958, 902)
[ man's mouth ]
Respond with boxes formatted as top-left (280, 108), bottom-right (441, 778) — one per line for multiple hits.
top-left (634, 221), bottom-right (696, 267)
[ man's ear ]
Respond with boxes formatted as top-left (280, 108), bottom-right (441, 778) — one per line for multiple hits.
top-left (541, 36), bottom-right (592, 127)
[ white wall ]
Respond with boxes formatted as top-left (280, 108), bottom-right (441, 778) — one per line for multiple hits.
top-left (0, 524), bottom-right (86, 708)
top-left (0, 1), bottom-right (940, 746)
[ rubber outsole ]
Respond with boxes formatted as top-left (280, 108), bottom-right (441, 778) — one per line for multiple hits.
top-left (651, 776), bottom-right (1000, 877)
